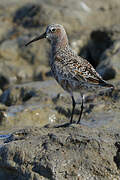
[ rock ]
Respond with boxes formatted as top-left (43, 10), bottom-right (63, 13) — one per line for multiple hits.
top-left (0, 39), bottom-right (19, 60)
top-left (96, 40), bottom-right (120, 80)
top-left (0, 104), bottom-right (58, 130)
top-left (0, 85), bottom-right (36, 106)
top-left (0, 21), bottom-right (13, 40)
top-left (33, 65), bottom-right (52, 81)
top-left (0, 125), bottom-right (120, 179)
top-left (0, 34), bottom-right (51, 87)
top-left (13, 3), bottom-right (42, 28)
top-left (73, 25), bottom-right (120, 81)
top-left (21, 37), bottom-right (50, 66)
top-left (12, 0), bottom-right (120, 33)
top-left (0, 56), bottom-right (32, 89)
top-left (0, 81), bottom-right (69, 130)
top-left (77, 27), bottom-right (114, 67)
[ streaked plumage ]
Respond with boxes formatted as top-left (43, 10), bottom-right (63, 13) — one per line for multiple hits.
top-left (25, 24), bottom-right (114, 124)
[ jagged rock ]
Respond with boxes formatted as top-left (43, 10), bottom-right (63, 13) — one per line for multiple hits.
top-left (0, 125), bottom-right (120, 179)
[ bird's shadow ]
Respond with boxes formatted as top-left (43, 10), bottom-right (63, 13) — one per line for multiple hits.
top-left (53, 122), bottom-right (72, 128)
top-left (55, 106), bottom-right (71, 118)
top-left (53, 104), bottom-right (95, 128)
top-left (55, 105), bottom-right (81, 118)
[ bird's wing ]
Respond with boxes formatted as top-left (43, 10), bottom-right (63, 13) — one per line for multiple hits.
top-left (56, 53), bottom-right (104, 85)
top-left (54, 54), bottom-right (85, 81)
top-left (71, 57), bottom-right (104, 85)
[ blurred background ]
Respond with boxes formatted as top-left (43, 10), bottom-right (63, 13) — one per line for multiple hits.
top-left (0, 0), bottom-right (120, 131)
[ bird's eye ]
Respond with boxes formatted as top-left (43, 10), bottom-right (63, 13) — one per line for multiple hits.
top-left (51, 28), bottom-right (56, 32)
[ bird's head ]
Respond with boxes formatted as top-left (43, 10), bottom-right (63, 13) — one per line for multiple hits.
top-left (25, 24), bottom-right (68, 47)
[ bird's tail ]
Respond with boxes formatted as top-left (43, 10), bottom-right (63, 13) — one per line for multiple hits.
top-left (99, 79), bottom-right (114, 90)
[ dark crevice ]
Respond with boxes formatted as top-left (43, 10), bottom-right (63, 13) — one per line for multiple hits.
top-left (32, 163), bottom-right (55, 180)
top-left (114, 142), bottom-right (120, 169)
top-left (0, 75), bottom-right (9, 90)
top-left (13, 3), bottom-right (41, 28)
top-left (20, 88), bottom-right (36, 102)
top-left (79, 29), bottom-right (113, 68)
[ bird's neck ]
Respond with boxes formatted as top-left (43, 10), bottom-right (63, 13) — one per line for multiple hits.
top-left (51, 35), bottom-right (69, 54)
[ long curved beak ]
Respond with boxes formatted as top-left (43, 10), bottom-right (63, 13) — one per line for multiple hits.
top-left (25, 32), bottom-right (46, 46)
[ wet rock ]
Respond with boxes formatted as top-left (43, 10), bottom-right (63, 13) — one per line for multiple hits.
top-left (0, 104), bottom-right (58, 131)
top-left (0, 125), bottom-right (120, 179)
top-left (33, 65), bottom-right (52, 81)
top-left (0, 80), bottom-right (119, 131)
top-left (0, 60), bottom-right (33, 87)
top-left (0, 81), bottom-right (69, 130)
top-left (0, 85), bottom-right (36, 106)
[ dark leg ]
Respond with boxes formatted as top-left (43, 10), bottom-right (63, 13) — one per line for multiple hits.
top-left (77, 95), bottom-right (84, 124)
top-left (70, 95), bottom-right (76, 124)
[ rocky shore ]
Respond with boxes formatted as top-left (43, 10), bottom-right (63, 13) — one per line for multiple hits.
top-left (0, 125), bottom-right (120, 180)
top-left (0, 0), bottom-right (120, 179)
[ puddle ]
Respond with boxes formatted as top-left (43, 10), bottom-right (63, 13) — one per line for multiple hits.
top-left (0, 134), bottom-right (11, 139)
top-left (82, 111), bottom-right (120, 128)
top-left (6, 105), bottom-right (25, 117)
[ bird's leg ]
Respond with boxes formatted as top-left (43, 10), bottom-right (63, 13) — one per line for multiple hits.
top-left (77, 95), bottom-right (84, 124)
top-left (70, 95), bottom-right (76, 124)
